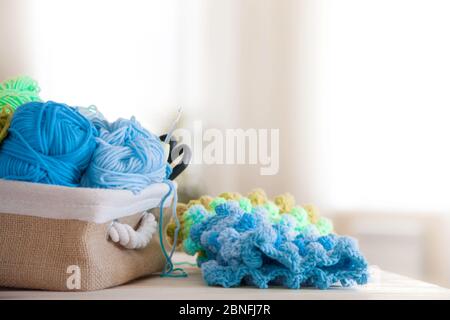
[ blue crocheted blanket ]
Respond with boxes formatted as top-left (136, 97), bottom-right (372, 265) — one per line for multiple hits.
top-left (188, 201), bottom-right (369, 289)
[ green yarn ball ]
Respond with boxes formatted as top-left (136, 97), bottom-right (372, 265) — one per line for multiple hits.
top-left (0, 76), bottom-right (41, 144)
top-left (0, 76), bottom-right (41, 111)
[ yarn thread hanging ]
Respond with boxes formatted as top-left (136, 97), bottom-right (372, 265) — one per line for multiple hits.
top-left (159, 179), bottom-right (186, 277)
top-left (0, 101), bottom-right (98, 186)
top-left (0, 76), bottom-right (41, 111)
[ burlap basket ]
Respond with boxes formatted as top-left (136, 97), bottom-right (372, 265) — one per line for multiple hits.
top-left (0, 179), bottom-right (175, 291)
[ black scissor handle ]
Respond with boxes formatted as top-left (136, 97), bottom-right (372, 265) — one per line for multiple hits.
top-left (160, 134), bottom-right (191, 180)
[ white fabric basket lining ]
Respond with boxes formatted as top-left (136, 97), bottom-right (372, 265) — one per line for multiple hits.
top-left (0, 179), bottom-right (175, 223)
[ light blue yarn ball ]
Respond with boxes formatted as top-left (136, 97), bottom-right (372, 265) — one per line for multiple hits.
top-left (0, 101), bottom-right (98, 186)
top-left (81, 116), bottom-right (170, 193)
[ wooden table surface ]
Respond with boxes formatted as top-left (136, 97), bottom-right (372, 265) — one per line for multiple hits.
top-left (1, 253), bottom-right (449, 300)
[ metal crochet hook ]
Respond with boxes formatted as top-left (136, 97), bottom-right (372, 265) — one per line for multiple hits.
top-left (159, 107), bottom-right (191, 180)
top-left (164, 107), bottom-right (182, 144)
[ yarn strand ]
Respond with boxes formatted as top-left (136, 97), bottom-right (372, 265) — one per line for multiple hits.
top-left (159, 179), bottom-right (187, 278)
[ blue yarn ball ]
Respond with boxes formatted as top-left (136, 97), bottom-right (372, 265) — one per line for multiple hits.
top-left (81, 116), bottom-right (170, 193)
top-left (0, 101), bottom-right (98, 187)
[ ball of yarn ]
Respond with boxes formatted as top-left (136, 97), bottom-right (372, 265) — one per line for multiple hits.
top-left (0, 76), bottom-right (41, 144)
top-left (0, 101), bottom-right (97, 186)
top-left (0, 105), bottom-right (13, 144)
top-left (81, 116), bottom-right (170, 193)
top-left (0, 76), bottom-right (41, 111)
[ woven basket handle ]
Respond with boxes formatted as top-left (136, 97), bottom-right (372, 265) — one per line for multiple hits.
top-left (107, 212), bottom-right (157, 249)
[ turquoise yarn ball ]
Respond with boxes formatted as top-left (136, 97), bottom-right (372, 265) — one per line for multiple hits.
top-left (0, 101), bottom-right (97, 186)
